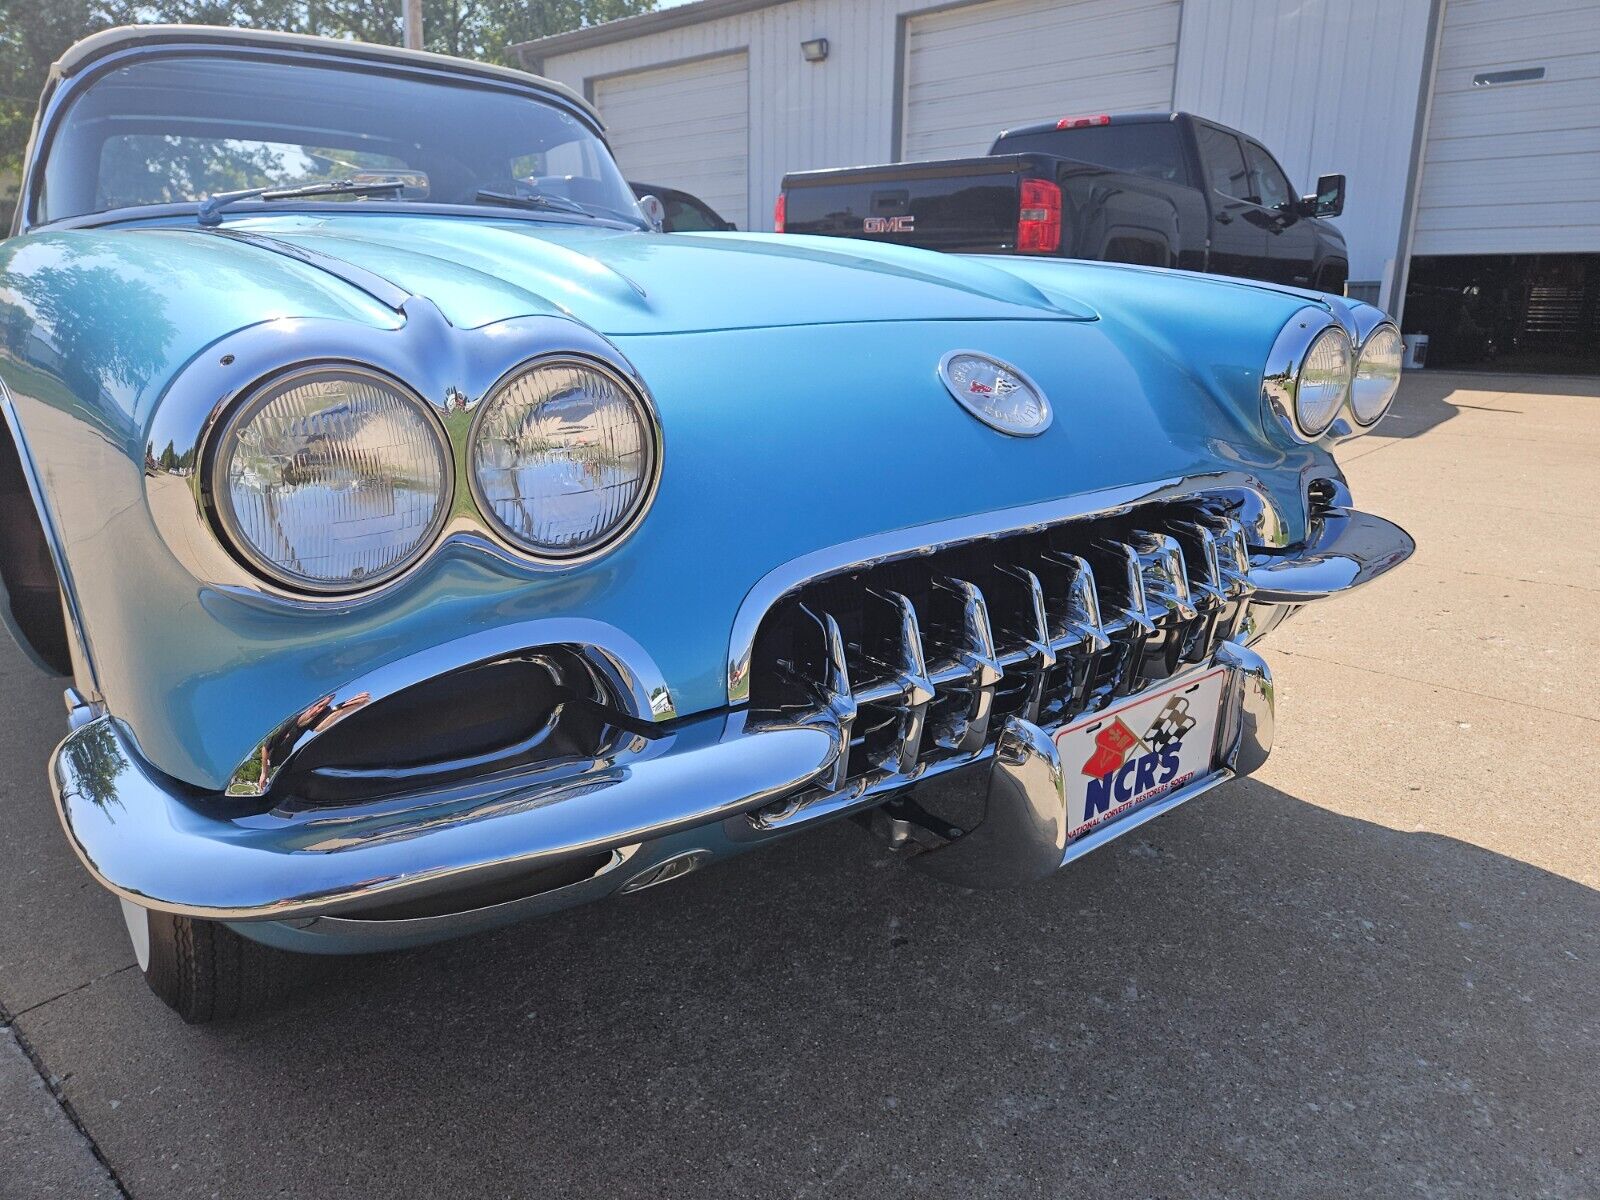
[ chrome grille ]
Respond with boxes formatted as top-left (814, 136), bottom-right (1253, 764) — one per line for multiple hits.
top-left (746, 499), bottom-right (1254, 824)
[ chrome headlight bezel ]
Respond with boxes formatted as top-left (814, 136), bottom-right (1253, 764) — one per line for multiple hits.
top-left (204, 363), bottom-right (456, 595)
top-left (466, 353), bottom-right (663, 564)
top-left (1350, 320), bottom-right (1403, 427)
top-left (1262, 307), bottom-right (1354, 442)
top-left (143, 309), bottom-right (666, 607)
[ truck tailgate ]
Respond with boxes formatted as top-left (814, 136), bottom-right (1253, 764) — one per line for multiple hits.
top-left (782, 154), bottom-right (1053, 253)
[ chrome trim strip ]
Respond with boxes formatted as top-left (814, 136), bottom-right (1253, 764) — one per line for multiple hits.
top-left (225, 617), bottom-right (679, 798)
top-left (203, 229), bottom-right (413, 310)
top-left (0, 380), bottom-right (102, 698)
top-left (54, 713), bottom-right (836, 921)
top-left (726, 474), bottom-right (1281, 704)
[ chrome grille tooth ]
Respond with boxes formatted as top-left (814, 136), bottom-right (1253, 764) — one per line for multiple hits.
top-left (934, 576), bottom-right (1002, 756)
top-left (996, 564), bottom-right (1054, 723)
top-left (1130, 531), bottom-right (1198, 623)
top-left (746, 498), bottom-right (1258, 824)
top-left (796, 603), bottom-right (856, 793)
top-left (1086, 539), bottom-right (1155, 699)
top-left (864, 588), bottom-right (934, 774)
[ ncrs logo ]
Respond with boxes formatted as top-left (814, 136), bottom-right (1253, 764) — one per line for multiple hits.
top-left (863, 215), bottom-right (915, 234)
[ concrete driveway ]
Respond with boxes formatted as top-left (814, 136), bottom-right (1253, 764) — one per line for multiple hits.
top-left (2, 372), bottom-right (1596, 1199)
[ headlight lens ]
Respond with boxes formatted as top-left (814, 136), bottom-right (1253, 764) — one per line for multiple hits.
top-left (470, 358), bottom-right (657, 557)
top-left (212, 368), bottom-right (452, 592)
top-left (1351, 323), bottom-right (1403, 425)
top-left (1294, 325), bottom-right (1352, 438)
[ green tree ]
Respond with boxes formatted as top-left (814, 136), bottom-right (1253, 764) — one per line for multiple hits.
top-left (0, 0), bottom-right (657, 228)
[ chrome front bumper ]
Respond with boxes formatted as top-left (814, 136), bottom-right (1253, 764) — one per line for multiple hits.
top-left (52, 505), bottom-right (1412, 926)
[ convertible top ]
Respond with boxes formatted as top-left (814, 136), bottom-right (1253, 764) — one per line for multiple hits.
top-left (50, 24), bottom-right (599, 129)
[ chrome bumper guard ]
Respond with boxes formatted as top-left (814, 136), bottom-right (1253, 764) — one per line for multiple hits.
top-left (50, 506), bottom-right (1411, 920)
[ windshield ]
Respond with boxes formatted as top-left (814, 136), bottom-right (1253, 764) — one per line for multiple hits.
top-left (37, 52), bottom-right (644, 227)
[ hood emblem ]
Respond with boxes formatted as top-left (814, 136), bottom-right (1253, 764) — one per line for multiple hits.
top-left (938, 352), bottom-right (1052, 437)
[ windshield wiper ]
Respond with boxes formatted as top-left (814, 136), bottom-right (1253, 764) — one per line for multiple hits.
top-left (474, 189), bottom-right (598, 219)
top-left (197, 177), bottom-right (407, 226)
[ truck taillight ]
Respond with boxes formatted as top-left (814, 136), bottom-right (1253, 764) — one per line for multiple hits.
top-left (1056, 114), bottom-right (1111, 129)
top-left (774, 192), bottom-right (786, 233)
top-left (1017, 179), bottom-right (1062, 254)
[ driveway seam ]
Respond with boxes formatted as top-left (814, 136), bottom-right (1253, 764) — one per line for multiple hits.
top-left (1, 1004), bottom-right (133, 1200)
top-left (12, 964), bottom-right (138, 1020)
top-left (1273, 648), bottom-right (1600, 725)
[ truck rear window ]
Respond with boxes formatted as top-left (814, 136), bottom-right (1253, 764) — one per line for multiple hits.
top-left (992, 122), bottom-right (1188, 186)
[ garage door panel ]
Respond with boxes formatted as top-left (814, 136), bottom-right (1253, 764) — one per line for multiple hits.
top-left (594, 52), bottom-right (749, 229)
top-left (902, 0), bottom-right (1180, 163)
top-left (1414, 0), bottom-right (1600, 256)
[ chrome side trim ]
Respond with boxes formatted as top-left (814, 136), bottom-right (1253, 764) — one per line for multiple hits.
top-left (225, 617), bottom-right (678, 798)
top-left (727, 474), bottom-right (1283, 704)
top-left (0, 380), bottom-right (102, 698)
top-left (54, 713), bottom-right (836, 921)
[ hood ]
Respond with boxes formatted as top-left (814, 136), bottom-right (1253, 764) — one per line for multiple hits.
top-left (218, 215), bottom-right (1097, 333)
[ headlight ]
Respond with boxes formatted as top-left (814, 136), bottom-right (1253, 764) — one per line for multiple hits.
top-left (470, 357), bottom-right (658, 558)
top-left (1263, 311), bottom-right (1352, 441)
top-left (1293, 325), bottom-right (1352, 438)
top-left (1351, 323), bottom-right (1403, 426)
top-left (211, 367), bottom-right (452, 593)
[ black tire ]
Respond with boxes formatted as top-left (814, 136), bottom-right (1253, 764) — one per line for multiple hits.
top-left (138, 907), bottom-right (307, 1023)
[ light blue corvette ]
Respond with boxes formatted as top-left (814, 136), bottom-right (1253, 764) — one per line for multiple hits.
top-left (0, 26), bottom-right (1413, 1021)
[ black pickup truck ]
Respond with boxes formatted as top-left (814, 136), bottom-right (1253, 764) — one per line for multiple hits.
top-left (778, 112), bottom-right (1350, 293)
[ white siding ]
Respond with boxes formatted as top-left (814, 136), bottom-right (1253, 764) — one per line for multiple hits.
top-left (901, 0), bottom-right (1181, 162)
top-left (1413, 0), bottom-right (1600, 256)
top-left (541, 0), bottom-right (922, 232)
top-left (594, 52), bottom-right (751, 228)
top-left (1173, 0), bottom-right (1438, 308)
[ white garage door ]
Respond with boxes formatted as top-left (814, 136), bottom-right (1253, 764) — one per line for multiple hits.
top-left (593, 52), bottom-right (750, 229)
top-left (901, 0), bottom-right (1182, 162)
top-left (1413, 0), bottom-right (1600, 255)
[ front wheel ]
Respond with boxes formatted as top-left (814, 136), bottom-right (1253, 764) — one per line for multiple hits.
top-left (121, 900), bottom-right (307, 1023)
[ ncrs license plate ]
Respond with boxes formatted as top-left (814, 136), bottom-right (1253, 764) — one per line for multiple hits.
top-left (1055, 668), bottom-right (1228, 841)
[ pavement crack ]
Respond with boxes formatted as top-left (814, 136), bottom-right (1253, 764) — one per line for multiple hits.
top-left (1, 1002), bottom-right (134, 1200)
top-left (11, 964), bottom-right (137, 1020)
top-left (1274, 649), bottom-right (1600, 725)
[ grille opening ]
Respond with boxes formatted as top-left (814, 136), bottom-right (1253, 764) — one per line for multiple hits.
top-left (275, 649), bottom-right (621, 808)
top-left (748, 497), bottom-right (1254, 807)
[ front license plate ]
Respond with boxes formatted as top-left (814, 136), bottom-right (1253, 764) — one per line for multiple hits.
top-left (1056, 668), bottom-right (1229, 841)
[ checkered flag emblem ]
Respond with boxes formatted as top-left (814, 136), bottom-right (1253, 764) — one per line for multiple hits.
top-left (1143, 696), bottom-right (1196, 751)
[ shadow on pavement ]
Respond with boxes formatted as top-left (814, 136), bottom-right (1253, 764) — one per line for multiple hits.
top-left (17, 771), bottom-right (1597, 1199)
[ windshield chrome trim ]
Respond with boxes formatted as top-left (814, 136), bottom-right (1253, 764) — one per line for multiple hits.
top-left (16, 40), bottom-right (628, 236)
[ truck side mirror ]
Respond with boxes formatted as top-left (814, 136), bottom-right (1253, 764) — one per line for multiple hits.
top-left (1304, 174), bottom-right (1345, 219)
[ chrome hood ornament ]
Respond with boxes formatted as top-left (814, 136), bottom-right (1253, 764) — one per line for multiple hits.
top-left (938, 351), bottom-right (1052, 437)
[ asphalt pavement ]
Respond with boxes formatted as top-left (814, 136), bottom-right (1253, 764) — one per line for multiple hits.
top-left (1, 372), bottom-right (1596, 1199)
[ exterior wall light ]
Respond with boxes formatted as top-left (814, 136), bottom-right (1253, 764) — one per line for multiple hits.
top-left (801, 37), bottom-right (829, 63)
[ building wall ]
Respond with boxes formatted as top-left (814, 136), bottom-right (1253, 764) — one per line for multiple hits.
top-left (538, 0), bottom-right (925, 235)
top-left (538, 0), bottom-right (1438, 308)
top-left (1173, 0), bottom-right (1439, 307)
